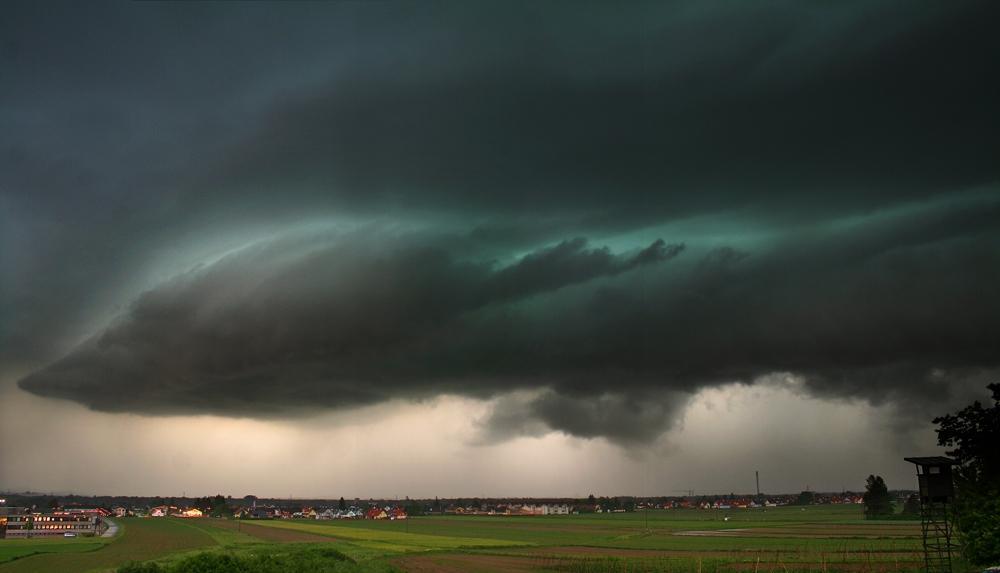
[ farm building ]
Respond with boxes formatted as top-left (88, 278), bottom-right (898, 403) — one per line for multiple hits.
top-left (0, 510), bottom-right (104, 538)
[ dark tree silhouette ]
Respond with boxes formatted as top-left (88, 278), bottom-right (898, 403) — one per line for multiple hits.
top-left (934, 383), bottom-right (1000, 484)
top-left (933, 383), bottom-right (1000, 565)
top-left (795, 491), bottom-right (815, 506)
top-left (862, 475), bottom-right (893, 518)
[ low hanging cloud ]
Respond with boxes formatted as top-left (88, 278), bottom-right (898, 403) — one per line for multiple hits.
top-left (18, 192), bottom-right (1000, 446)
top-left (474, 389), bottom-right (694, 446)
top-left (17, 233), bottom-right (687, 427)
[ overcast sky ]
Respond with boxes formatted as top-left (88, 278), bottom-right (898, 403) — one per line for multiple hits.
top-left (1, 1), bottom-right (998, 498)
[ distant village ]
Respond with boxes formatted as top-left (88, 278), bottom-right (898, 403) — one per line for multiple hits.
top-left (2, 489), bottom-right (890, 539)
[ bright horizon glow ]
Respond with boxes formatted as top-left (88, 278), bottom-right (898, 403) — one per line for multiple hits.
top-left (0, 379), bottom-right (929, 499)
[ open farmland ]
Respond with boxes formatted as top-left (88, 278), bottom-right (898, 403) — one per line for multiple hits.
top-left (0, 506), bottom-right (926, 573)
top-left (0, 537), bottom-right (107, 566)
top-left (277, 506), bottom-right (925, 572)
top-left (0, 518), bottom-right (214, 573)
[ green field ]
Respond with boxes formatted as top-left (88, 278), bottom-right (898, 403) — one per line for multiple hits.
top-left (0, 506), bottom-right (932, 573)
top-left (0, 537), bottom-right (107, 566)
top-left (0, 518), bottom-right (213, 573)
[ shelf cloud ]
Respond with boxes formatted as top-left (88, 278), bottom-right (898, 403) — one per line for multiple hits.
top-left (5, 0), bottom-right (1000, 449)
top-left (19, 192), bottom-right (1000, 444)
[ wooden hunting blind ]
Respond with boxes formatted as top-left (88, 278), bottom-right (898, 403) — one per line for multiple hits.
top-left (906, 456), bottom-right (956, 502)
top-left (904, 456), bottom-right (958, 573)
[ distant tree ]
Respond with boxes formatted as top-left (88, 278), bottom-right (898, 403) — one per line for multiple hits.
top-left (194, 496), bottom-right (216, 512)
top-left (598, 497), bottom-right (620, 512)
top-left (338, 497), bottom-right (346, 511)
top-left (46, 498), bottom-right (59, 509)
top-left (933, 383), bottom-right (1000, 565)
top-left (587, 494), bottom-right (596, 506)
top-left (795, 491), bottom-right (815, 506)
top-left (208, 494), bottom-right (231, 517)
top-left (863, 475), bottom-right (894, 519)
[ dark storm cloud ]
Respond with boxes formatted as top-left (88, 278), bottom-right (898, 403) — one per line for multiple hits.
top-left (17, 233), bottom-right (685, 419)
top-left (4, 1), bottom-right (1000, 444)
top-left (18, 192), bottom-right (1000, 443)
top-left (196, 0), bottom-right (998, 220)
top-left (475, 390), bottom-right (693, 446)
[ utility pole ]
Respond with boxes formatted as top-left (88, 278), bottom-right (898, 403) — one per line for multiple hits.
top-left (756, 471), bottom-right (760, 497)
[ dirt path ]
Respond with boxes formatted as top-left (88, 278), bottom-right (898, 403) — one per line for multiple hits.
top-left (675, 528), bottom-right (918, 539)
top-left (720, 560), bottom-right (923, 571)
top-left (518, 546), bottom-right (923, 559)
top-left (394, 554), bottom-right (538, 573)
top-left (101, 518), bottom-right (119, 538)
top-left (393, 550), bottom-right (926, 573)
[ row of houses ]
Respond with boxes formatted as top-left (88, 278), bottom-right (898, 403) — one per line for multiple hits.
top-left (660, 494), bottom-right (862, 511)
top-left (132, 504), bottom-right (411, 521)
top-left (11, 492), bottom-right (868, 528)
top-left (147, 506), bottom-right (204, 518)
top-left (448, 503), bottom-right (572, 516)
top-left (436, 494), bottom-right (865, 515)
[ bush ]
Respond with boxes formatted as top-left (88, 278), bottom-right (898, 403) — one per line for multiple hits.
top-left (118, 563), bottom-right (165, 573)
top-left (117, 547), bottom-right (353, 573)
top-left (954, 483), bottom-right (1000, 566)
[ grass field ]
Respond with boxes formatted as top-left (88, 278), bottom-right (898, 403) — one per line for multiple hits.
top-left (0, 537), bottom-right (107, 566)
top-left (0, 505), bottom-right (934, 573)
top-left (0, 518), bottom-right (214, 573)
